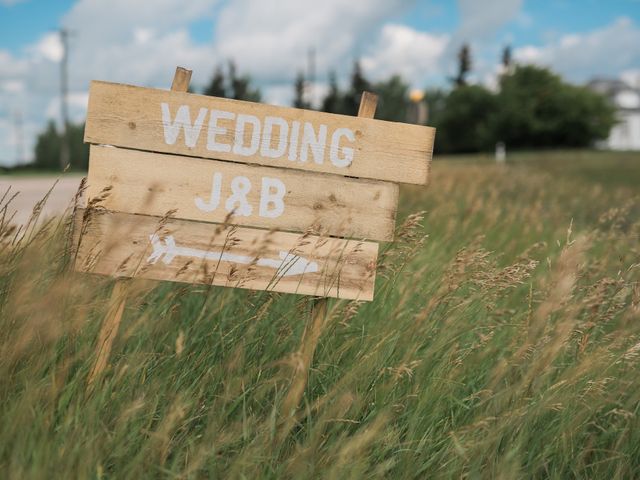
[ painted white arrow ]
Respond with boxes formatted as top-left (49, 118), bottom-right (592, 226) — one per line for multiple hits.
top-left (147, 234), bottom-right (319, 277)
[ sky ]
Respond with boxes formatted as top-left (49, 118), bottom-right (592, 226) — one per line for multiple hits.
top-left (0, 0), bottom-right (639, 166)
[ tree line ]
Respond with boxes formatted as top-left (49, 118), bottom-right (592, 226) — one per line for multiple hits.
top-left (30, 46), bottom-right (616, 171)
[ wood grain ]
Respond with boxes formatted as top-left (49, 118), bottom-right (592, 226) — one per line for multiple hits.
top-left (84, 81), bottom-right (434, 185)
top-left (73, 209), bottom-right (378, 301)
top-left (358, 92), bottom-right (379, 118)
top-left (86, 145), bottom-right (398, 241)
top-left (170, 67), bottom-right (192, 92)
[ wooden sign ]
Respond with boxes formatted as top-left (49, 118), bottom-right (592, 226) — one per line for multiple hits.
top-left (73, 68), bottom-right (435, 301)
top-left (74, 209), bottom-right (377, 300)
top-left (86, 145), bottom-right (398, 241)
top-left (85, 81), bottom-right (435, 185)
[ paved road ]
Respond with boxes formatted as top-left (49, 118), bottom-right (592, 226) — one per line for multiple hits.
top-left (0, 175), bottom-right (85, 226)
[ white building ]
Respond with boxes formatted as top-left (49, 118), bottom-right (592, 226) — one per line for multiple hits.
top-left (589, 79), bottom-right (640, 151)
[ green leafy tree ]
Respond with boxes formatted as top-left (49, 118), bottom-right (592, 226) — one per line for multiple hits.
top-left (492, 65), bottom-right (615, 148)
top-left (34, 121), bottom-right (60, 170)
top-left (434, 85), bottom-right (498, 153)
top-left (424, 88), bottom-right (448, 127)
top-left (34, 121), bottom-right (88, 171)
top-left (373, 75), bottom-right (409, 122)
top-left (293, 71), bottom-right (310, 109)
top-left (68, 123), bottom-right (89, 170)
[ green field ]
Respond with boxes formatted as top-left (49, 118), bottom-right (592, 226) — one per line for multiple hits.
top-left (1, 150), bottom-right (639, 478)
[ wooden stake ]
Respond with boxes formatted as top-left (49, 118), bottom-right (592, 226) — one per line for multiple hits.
top-left (86, 67), bottom-right (192, 388)
top-left (278, 91), bottom-right (378, 439)
top-left (86, 280), bottom-right (127, 386)
top-left (358, 91), bottom-right (379, 118)
top-left (170, 67), bottom-right (192, 92)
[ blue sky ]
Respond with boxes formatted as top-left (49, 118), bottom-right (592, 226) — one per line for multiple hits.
top-left (1, 0), bottom-right (639, 166)
top-left (1, 1), bottom-right (639, 56)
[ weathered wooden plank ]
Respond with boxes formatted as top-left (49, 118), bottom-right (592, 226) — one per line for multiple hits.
top-left (72, 209), bottom-right (378, 301)
top-left (84, 81), bottom-right (434, 185)
top-left (85, 145), bottom-right (397, 241)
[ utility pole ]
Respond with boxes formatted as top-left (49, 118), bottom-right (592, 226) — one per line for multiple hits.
top-left (59, 28), bottom-right (70, 170)
top-left (307, 47), bottom-right (315, 108)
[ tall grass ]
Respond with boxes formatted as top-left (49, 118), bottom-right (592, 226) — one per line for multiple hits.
top-left (1, 155), bottom-right (639, 478)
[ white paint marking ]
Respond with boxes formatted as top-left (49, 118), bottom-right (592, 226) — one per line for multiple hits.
top-left (258, 177), bottom-right (286, 218)
top-left (195, 172), bottom-right (287, 219)
top-left (161, 104), bottom-right (207, 147)
top-left (330, 127), bottom-right (355, 167)
top-left (194, 172), bottom-right (222, 212)
top-left (300, 122), bottom-right (327, 164)
top-left (161, 103), bottom-right (357, 167)
top-left (224, 176), bottom-right (253, 216)
top-left (261, 116), bottom-right (288, 158)
top-left (207, 110), bottom-right (235, 153)
top-left (232, 114), bottom-right (261, 156)
top-left (147, 234), bottom-right (319, 277)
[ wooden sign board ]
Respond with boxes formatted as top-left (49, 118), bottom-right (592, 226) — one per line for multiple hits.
top-left (73, 69), bottom-right (434, 301)
top-left (73, 209), bottom-right (377, 301)
top-left (86, 145), bottom-right (398, 241)
top-left (85, 81), bottom-right (434, 185)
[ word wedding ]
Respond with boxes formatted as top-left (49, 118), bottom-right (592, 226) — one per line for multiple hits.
top-left (162, 103), bottom-right (357, 167)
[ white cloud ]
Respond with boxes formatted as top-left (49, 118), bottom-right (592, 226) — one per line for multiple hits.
top-left (59, 0), bottom-right (220, 90)
top-left (2, 80), bottom-right (25, 93)
top-left (438, 0), bottom-right (523, 87)
top-left (0, 0), bottom-right (27, 6)
top-left (44, 92), bottom-right (89, 122)
top-left (621, 69), bottom-right (640, 89)
top-left (28, 32), bottom-right (64, 62)
top-left (514, 17), bottom-right (640, 83)
top-left (212, 0), bottom-right (414, 83)
top-left (362, 24), bottom-right (449, 87)
top-left (133, 28), bottom-right (154, 45)
top-left (0, 49), bottom-right (28, 78)
top-left (0, 0), bottom-right (222, 166)
top-left (456, 0), bottom-right (523, 41)
top-left (62, 0), bottom-right (219, 42)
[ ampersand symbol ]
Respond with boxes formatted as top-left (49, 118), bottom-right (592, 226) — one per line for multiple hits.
top-left (225, 176), bottom-right (253, 216)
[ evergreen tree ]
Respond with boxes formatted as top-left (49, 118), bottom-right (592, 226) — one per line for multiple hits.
top-left (34, 121), bottom-right (60, 170)
top-left (203, 62), bottom-right (261, 102)
top-left (453, 43), bottom-right (472, 87)
top-left (343, 60), bottom-right (371, 115)
top-left (293, 71), bottom-right (310, 109)
top-left (228, 60), bottom-right (261, 102)
top-left (321, 71), bottom-right (344, 114)
top-left (373, 75), bottom-right (409, 122)
top-left (501, 45), bottom-right (512, 71)
top-left (34, 121), bottom-right (88, 171)
top-left (204, 66), bottom-right (226, 97)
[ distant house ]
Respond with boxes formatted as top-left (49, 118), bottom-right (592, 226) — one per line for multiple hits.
top-left (588, 78), bottom-right (640, 151)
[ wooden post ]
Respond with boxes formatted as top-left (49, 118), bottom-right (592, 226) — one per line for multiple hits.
top-left (86, 67), bottom-right (193, 388)
top-left (278, 91), bottom-right (378, 438)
